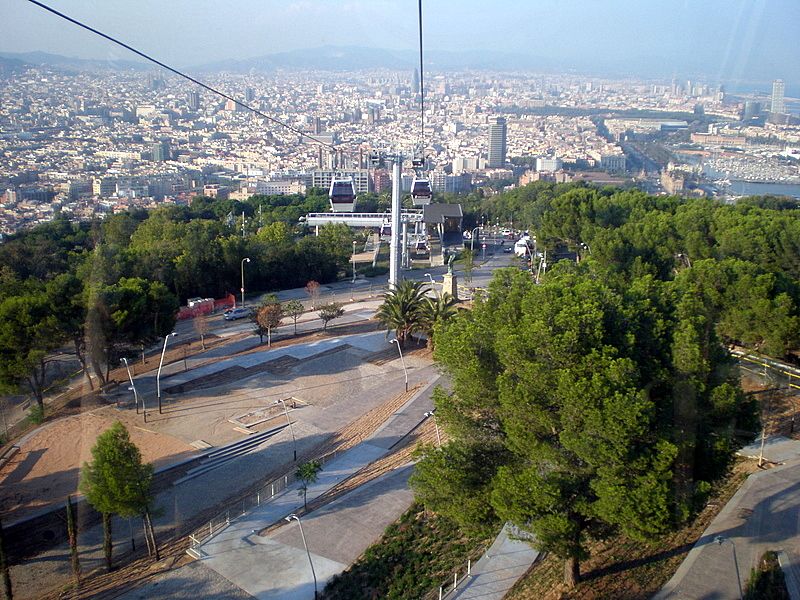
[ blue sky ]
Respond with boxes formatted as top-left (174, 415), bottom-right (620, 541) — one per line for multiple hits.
top-left (2, 0), bottom-right (798, 84)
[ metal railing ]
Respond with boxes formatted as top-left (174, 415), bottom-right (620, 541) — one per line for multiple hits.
top-left (423, 524), bottom-right (537, 600)
top-left (421, 556), bottom-right (477, 600)
top-left (187, 446), bottom-right (344, 554)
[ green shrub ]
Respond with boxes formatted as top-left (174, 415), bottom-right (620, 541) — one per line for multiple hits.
top-left (359, 265), bottom-right (389, 278)
top-left (28, 404), bottom-right (44, 425)
top-left (322, 503), bottom-right (491, 599)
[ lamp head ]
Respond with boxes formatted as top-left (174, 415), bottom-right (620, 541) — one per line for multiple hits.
top-left (245, 257), bottom-right (251, 263)
top-left (286, 513), bottom-right (298, 522)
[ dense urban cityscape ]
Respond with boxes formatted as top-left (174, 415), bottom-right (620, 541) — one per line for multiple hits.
top-left (1, 1), bottom-right (800, 599)
top-left (1, 56), bottom-right (798, 235)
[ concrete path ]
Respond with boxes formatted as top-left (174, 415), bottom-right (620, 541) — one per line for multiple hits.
top-left (8, 331), bottom-right (435, 598)
top-left (195, 376), bottom-right (440, 599)
top-left (737, 435), bottom-right (800, 464)
top-left (655, 454), bottom-right (800, 600)
top-left (205, 465), bottom-right (415, 600)
top-left (447, 524), bottom-right (539, 600)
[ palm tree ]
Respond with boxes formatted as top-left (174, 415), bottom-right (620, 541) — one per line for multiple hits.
top-left (375, 280), bottom-right (430, 348)
top-left (420, 292), bottom-right (458, 348)
top-left (295, 460), bottom-right (322, 511)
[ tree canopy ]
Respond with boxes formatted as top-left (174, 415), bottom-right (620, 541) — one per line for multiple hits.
top-left (412, 264), bottom-right (756, 586)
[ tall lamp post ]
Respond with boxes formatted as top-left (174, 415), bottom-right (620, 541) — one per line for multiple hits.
top-left (469, 226), bottom-right (483, 253)
top-left (275, 398), bottom-right (297, 461)
top-left (156, 332), bottom-right (177, 414)
top-left (241, 257), bottom-right (251, 308)
top-left (352, 240), bottom-right (357, 283)
top-left (120, 358), bottom-right (139, 414)
top-left (424, 410), bottom-right (441, 447)
top-left (714, 536), bottom-right (743, 599)
top-left (286, 514), bottom-right (317, 599)
top-left (390, 338), bottom-right (408, 392)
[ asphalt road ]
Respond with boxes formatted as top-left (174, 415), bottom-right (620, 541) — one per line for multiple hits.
top-left (174, 246), bottom-right (519, 344)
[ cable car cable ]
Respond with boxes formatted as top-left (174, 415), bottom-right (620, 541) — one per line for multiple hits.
top-left (24, 0), bottom-right (339, 152)
top-left (418, 0), bottom-right (425, 150)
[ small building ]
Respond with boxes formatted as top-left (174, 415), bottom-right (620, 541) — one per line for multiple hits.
top-left (423, 203), bottom-right (463, 248)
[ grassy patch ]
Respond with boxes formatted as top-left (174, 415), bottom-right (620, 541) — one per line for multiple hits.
top-left (506, 460), bottom-right (756, 600)
top-left (322, 503), bottom-right (491, 600)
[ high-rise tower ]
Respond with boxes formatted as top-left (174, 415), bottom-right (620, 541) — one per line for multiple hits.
top-left (771, 79), bottom-right (785, 115)
top-left (487, 117), bottom-right (507, 168)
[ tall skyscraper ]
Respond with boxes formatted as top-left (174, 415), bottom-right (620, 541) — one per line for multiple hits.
top-left (771, 79), bottom-right (785, 115)
top-left (151, 141), bottom-right (170, 162)
top-left (412, 68), bottom-right (420, 95)
top-left (245, 87), bottom-right (255, 103)
top-left (487, 117), bottom-right (507, 168)
top-left (187, 91), bottom-right (200, 111)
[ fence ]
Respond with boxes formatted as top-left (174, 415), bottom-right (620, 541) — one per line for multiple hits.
top-left (187, 445), bottom-right (345, 555)
top-left (423, 524), bottom-right (536, 600)
top-left (305, 283), bottom-right (388, 309)
top-left (422, 557), bottom-right (476, 600)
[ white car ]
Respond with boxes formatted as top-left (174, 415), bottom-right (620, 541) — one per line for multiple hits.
top-left (224, 307), bottom-right (252, 321)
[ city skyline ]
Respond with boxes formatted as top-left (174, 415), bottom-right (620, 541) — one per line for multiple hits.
top-left (1, 0), bottom-right (799, 85)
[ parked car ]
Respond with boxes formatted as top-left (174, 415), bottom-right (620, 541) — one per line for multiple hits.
top-left (224, 307), bottom-right (252, 321)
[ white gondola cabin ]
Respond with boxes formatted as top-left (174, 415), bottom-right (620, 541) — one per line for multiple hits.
top-left (410, 177), bottom-right (432, 206)
top-left (328, 177), bottom-right (356, 212)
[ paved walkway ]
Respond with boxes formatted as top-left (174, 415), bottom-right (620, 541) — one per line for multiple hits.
top-left (194, 376), bottom-right (440, 599)
top-left (655, 452), bottom-right (800, 600)
top-left (448, 524), bottom-right (539, 600)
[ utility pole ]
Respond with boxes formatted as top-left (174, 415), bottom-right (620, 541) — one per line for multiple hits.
top-left (371, 149), bottom-right (405, 289)
top-left (389, 156), bottom-right (402, 288)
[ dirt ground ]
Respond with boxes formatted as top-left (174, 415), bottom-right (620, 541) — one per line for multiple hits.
top-left (0, 408), bottom-right (194, 521)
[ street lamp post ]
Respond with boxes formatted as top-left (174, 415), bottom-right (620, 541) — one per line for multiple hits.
top-left (275, 398), bottom-right (297, 461)
top-left (758, 361), bottom-right (772, 468)
top-left (714, 536), bottom-right (743, 599)
top-left (469, 226), bottom-right (483, 253)
top-left (390, 338), bottom-right (408, 392)
top-left (423, 272), bottom-right (438, 297)
top-left (120, 358), bottom-right (139, 414)
top-left (240, 257), bottom-right (251, 308)
top-left (352, 240), bottom-right (357, 284)
top-left (424, 410), bottom-right (441, 447)
top-left (156, 332), bottom-right (177, 414)
top-left (286, 514), bottom-right (317, 599)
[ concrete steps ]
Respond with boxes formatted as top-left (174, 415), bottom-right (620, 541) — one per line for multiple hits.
top-left (174, 423), bottom-right (290, 485)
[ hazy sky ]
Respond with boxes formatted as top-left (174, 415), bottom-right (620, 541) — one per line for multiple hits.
top-left (2, 0), bottom-right (798, 84)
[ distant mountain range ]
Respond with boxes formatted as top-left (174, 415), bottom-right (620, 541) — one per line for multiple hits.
top-left (193, 45), bottom-right (561, 73)
top-left (0, 51), bottom-right (148, 71)
top-left (0, 46), bottom-right (563, 74)
top-left (1, 47), bottom-right (796, 96)
top-left (0, 56), bottom-right (29, 77)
